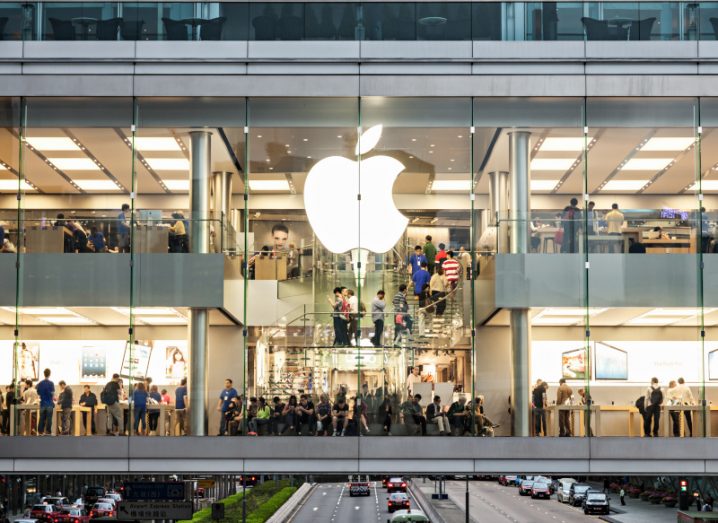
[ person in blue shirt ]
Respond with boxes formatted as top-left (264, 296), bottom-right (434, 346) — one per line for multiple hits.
top-left (408, 245), bottom-right (428, 275)
top-left (36, 368), bottom-right (55, 435)
top-left (89, 226), bottom-right (106, 253)
top-left (217, 378), bottom-right (238, 436)
top-left (411, 261), bottom-right (432, 307)
top-left (174, 378), bottom-right (188, 436)
top-left (148, 385), bottom-right (162, 435)
top-left (132, 382), bottom-right (149, 436)
top-left (117, 203), bottom-right (130, 253)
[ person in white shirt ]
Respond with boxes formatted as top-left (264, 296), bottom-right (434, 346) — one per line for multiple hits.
top-left (676, 377), bottom-right (695, 436)
top-left (347, 289), bottom-right (359, 345)
top-left (406, 366), bottom-right (422, 397)
top-left (605, 203), bottom-right (625, 252)
top-left (666, 380), bottom-right (681, 437)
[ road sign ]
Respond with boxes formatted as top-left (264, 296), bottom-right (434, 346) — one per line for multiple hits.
top-left (197, 479), bottom-right (215, 489)
top-left (123, 482), bottom-right (186, 501)
top-left (117, 500), bottom-right (193, 521)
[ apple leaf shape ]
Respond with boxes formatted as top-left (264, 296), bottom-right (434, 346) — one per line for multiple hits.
top-left (355, 124), bottom-right (383, 156)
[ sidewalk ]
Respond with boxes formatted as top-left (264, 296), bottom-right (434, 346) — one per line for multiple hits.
top-left (600, 494), bottom-right (678, 523)
top-left (413, 479), bottom-right (468, 523)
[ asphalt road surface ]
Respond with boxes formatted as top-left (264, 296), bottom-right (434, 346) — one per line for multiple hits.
top-left (290, 481), bottom-right (416, 523)
top-left (445, 479), bottom-right (608, 523)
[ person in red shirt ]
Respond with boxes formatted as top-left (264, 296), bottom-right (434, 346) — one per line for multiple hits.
top-left (160, 388), bottom-right (171, 404)
top-left (442, 250), bottom-right (461, 290)
top-left (435, 243), bottom-right (448, 268)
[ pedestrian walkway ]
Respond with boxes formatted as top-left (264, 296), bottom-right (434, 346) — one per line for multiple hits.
top-left (600, 494), bottom-right (678, 523)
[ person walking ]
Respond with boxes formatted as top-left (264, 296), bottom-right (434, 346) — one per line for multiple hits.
top-left (423, 235), bottom-right (437, 274)
top-left (217, 379), bottom-right (238, 436)
top-left (393, 284), bottom-right (412, 344)
top-left (36, 368), bottom-right (55, 436)
top-left (101, 373), bottom-right (123, 436)
top-left (643, 377), bottom-right (663, 437)
top-left (174, 378), bottom-right (188, 435)
top-left (57, 381), bottom-right (73, 435)
top-left (442, 251), bottom-right (461, 292)
top-left (411, 261), bottom-right (431, 308)
top-left (557, 378), bottom-right (573, 437)
top-left (370, 290), bottom-right (386, 347)
top-left (329, 287), bottom-right (349, 347)
top-left (429, 267), bottom-right (448, 316)
top-left (619, 487), bottom-right (626, 506)
top-left (408, 245), bottom-right (427, 275)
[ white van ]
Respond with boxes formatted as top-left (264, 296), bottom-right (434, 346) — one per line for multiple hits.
top-left (387, 509), bottom-right (431, 522)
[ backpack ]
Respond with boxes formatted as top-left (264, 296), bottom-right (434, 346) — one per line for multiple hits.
top-left (635, 395), bottom-right (645, 414)
top-left (650, 387), bottom-right (663, 406)
top-left (100, 382), bottom-right (116, 405)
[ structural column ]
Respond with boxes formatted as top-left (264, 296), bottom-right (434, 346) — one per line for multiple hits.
top-left (189, 131), bottom-right (212, 436)
top-left (212, 171), bottom-right (233, 253)
top-left (508, 131), bottom-right (531, 437)
top-left (488, 170), bottom-right (509, 253)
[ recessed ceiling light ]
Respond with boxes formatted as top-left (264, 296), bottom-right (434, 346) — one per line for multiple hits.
top-left (48, 158), bottom-right (100, 171)
top-left (337, 135), bottom-right (343, 139)
top-left (74, 179), bottom-right (121, 191)
top-left (457, 135), bottom-right (463, 139)
top-left (248, 180), bottom-right (290, 191)
top-left (257, 135), bottom-right (263, 139)
top-left (303, 138), bottom-right (308, 142)
top-left (26, 137), bottom-right (80, 151)
top-left (530, 158), bottom-right (575, 171)
top-left (601, 180), bottom-right (648, 191)
top-left (285, 144), bottom-right (290, 147)
top-left (428, 151), bottom-right (434, 154)
top-left (411, 138), bottom-right (417, 142)
top-left (430, 144), bottom-right (435, 148)
top-left (432, 180), bottom-right (471, 191)
top-left (0, 180), bottom-right (35, 191)
top-left (621, 158), bottom-right (672, 171)
top-left (164, 179), bottom-right (189, 191)
top-left (539, 137), bottom-right (590, 152)
top-left (640, 137), bottom-right (695, 151)
top-left (133, 137), bottom-right (182, 151)
top-left (530, 180), bottom-right (559, 191)
top-left (145, 158), bottom-right (190, 171)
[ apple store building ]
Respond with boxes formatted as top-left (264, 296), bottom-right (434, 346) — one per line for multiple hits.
top-left (2, 88), bottom-right (718, 447)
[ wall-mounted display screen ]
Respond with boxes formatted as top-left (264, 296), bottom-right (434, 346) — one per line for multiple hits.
top-left (595, 342), bottom-right (628, 380)
top-left (561, 348), bottom-right (587, 380)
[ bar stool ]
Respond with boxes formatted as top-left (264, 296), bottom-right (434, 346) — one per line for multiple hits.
top-left (542, 236), bottom-right (556, 253)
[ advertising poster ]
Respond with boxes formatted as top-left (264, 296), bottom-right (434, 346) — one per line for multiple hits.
top-left (17, 342), bottom-right (39, 381)
top-left (81, 346), bottom-right (107, 382)
top-left (595, 342), bottom-right (628, 380)
top-left (120, 342), bottom-right (153, 380)
top-left (165, 345), bottom-right (188, 382)
top-left (561, 348), bottom-right (587, 380)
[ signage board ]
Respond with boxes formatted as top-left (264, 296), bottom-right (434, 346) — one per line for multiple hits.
top-left (197, 479), bottom-right (215, 489)
top-left (123, 482), bottom-right (186, 501)
top-left (117, 501), bottom-right (193, 521)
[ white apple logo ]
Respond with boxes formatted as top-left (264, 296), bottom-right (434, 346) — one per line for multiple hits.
top-left (304, 125), bottom-right (408, 263)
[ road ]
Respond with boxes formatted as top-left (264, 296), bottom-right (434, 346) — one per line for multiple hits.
top-left (443, 480), bottom-right (605, 523)
top-left (290, 481), bottom-right (414, 523)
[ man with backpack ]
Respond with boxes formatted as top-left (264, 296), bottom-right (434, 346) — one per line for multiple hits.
top-left (102, 374), bottom-right (123, 436)
top-left (643, 377), bottom-right (663, 437)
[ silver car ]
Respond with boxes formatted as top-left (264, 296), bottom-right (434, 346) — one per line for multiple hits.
top-left (556, 478), bottom-right (577, 503)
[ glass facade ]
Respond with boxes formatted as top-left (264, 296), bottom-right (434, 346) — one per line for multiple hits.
top-left (1, 96), bottom-right (717, 440)
top-left (1, 1), bottom-right (718, 41)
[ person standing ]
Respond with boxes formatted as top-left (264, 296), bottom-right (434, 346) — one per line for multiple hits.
top-left (458, 246), bottom-right (471, 279)
top-left (132, 382), bottom-right (149, 436)
top-left (643, 377), bottom-right (663, 437)
top-left (22, 379), bottom-right (39, 435)
top-left (619, 487), bottom-right (626, 506)
top-left (36, 368), bottom-right (55, 436)
top-left (370, 290), bottom-right (386, 347)
top-left (117, 203), bottom-right (130, 253)
top-left (666, 380), bottom-right (681, 437)
top-left (532, 380), bottom-right (548, 436)
top-left (676, 377), bottom-right (695, 437)
top-left (423, 235), bottom-right (437, 274)
top-left (346, 289), bottom-right (359, 345)
top-left (557, 378), bottom-right (573, 437)
top-left (408, 245), bottom-right (427, 275)
top-left (217, 379), bottom-right (238, 436)
top-left (57, 381), bottom-right (73, 436)
top-left (148, 385), bottom-right (162, 435)
top-left (174, 378), bottom-right (188, 436)
top-left (411, 261), bottom-right (431, 308)
top-left (78, 385), bottom-right (97, 435)
top-left (406, 366), bottom-right (422, 397)
top-left (393, 284), bottom-right (412, 343)
top-left (561, 197), bottom-right (581, 253)
top-left (435, 243), bottom-right (448, 268)
top-left (102, 373), bottom-right (122, 436)
top-left (429, 267), bottom-right (448, 316)
top-left (329, 287), bottom-right (349, 347)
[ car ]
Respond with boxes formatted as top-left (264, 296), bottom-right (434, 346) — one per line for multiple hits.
top-left (583, 491), bottom-right (610, 515)
top-left (30, 504), bottom-right (59, 522)
top-left (14, 519), bottom-right (39, 523)
top-left (349, 475), bottom-right (371, 497)
top-left (498, 475), bottom-right (518, 486)
top-left (88, 502), bottom-right (114, 519)
top-left (41, 498), bottom-right (70, 509)
top-left (518, 479), bottom-right (535, 496)
top-left (239, 475), bottom-right (258, 486)
top-left (103, 492), bottom-right (121, 504)
top-left (387, 492), bottom-right (411, 513)
top-left (95, 498), bottom-right (115, 508)
top-left (386, 509), bottom-right (430, 523)
top-left (555, 478), bottom-right (577, 503)
top-left (83, 487), bottom-right (105, 507)
top-left (386, 478), bottom-right (408, 493)
top-left (568, 483), bottom-right (592, 507)
top-left (531, 482), bottom-right (551, 499)
top-left (56, 507), bottom-right (91, 523)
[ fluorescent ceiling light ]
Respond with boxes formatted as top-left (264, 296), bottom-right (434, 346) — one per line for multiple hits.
top-left (112, 307), bottom-right (179, 316)
top-left (541, 308), bottom-right (607, 317)
top-left (530, 158), bottom-right (575, 171)
top-left (601, 180), bottom-right (648, 191)
top-left (539, 137), bottom-right (590, 152)
top-left (146, 158), bottom-right (190, 171)
top-left (9, 307), bottom-right (75, 316)
top-left (163, 179), bottom-right (189, 191)
top-left (621, 158), bottom-right (672, 171)
top-left (134, 137), bottom-right (181, 151)
top-left (139, 316), bottom-right (187, 325)
top-left (644, 308), bottom-right (700, 317)
top-left (640, 137), bottom-right (694, 151)
top-left (530, 180), bottom-right (559, 191)
top-left (627, 317), bottom-right (684, 326)
top-left (26, 137), bottom-right (80, 151)
top-left (532, 317), bottom-right (580, 325)
top-left (0, 180), bottom-right (36, 191)
top-left (431, 180), bottom-right (472, 191)
top-left (48, 158), bottom-right (100, 171)
top-left (74, 179), bottom-right (120, 191)
top-left (39, 316), bottom-right (94, 325)
top-left (249, 180), bottom-right (290, 191)
top-left (0, 165), bottom-right (6, 170)
top-left (688, 181), bottom-right (718, 191)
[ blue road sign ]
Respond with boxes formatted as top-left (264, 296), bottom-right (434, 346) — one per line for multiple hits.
top-left (123, 482), bottom-right (186, 501)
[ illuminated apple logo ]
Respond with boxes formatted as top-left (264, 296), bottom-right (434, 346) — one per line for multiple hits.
top-left (304, 125), bottom-right (408, 264)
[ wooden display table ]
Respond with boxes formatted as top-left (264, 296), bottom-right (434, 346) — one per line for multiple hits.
top-left (547, 404), bottom-right (599, 437)
top-left (10, 404), bottom-right (91, 436)
top-left (97, 402), bottom-right (175, 436)
top-left (597, 405), bottom-right (640, 437)
top-left (25, 228), bottom-right (64, 253)
top-left (662, 405), bottom-right (706, 437)
top-left (255, 255), bottom-right (287, 280)
top-left (134, 225), bottom-right (169, 253)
